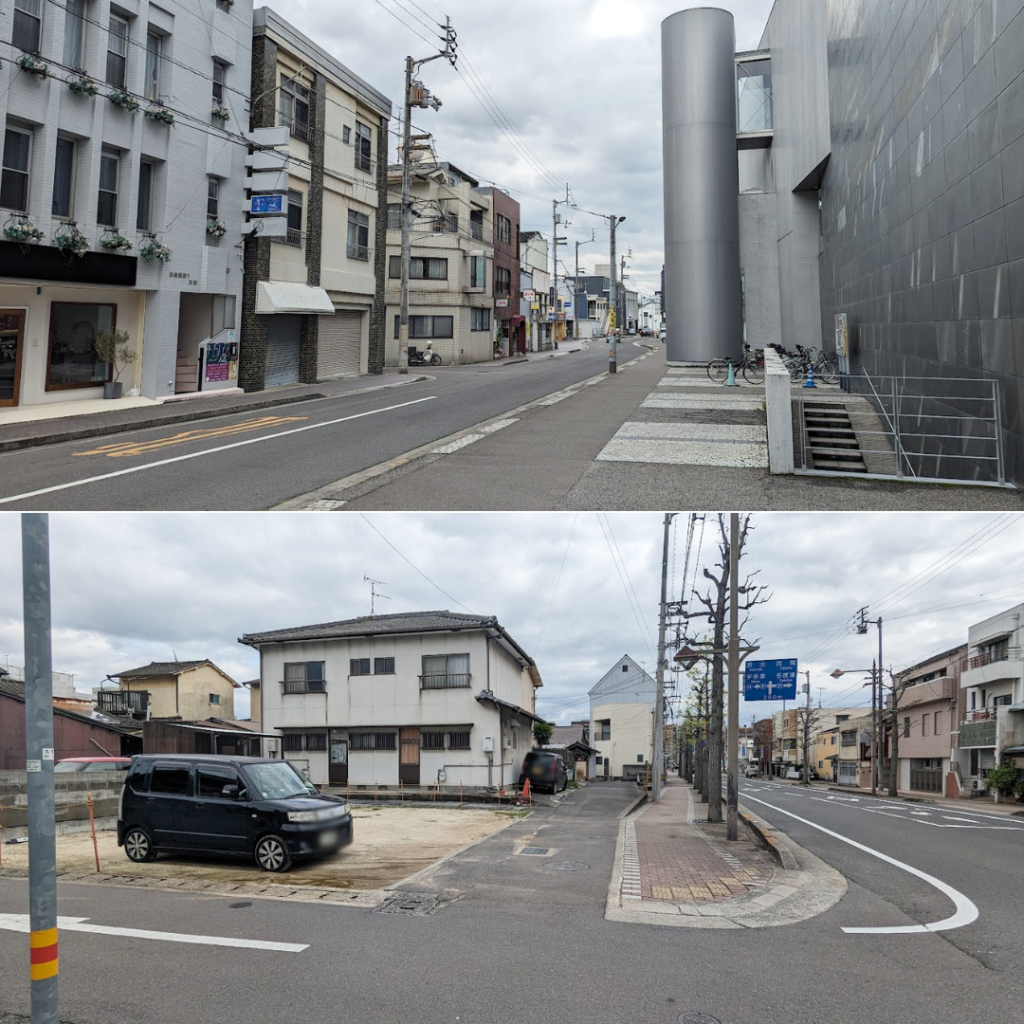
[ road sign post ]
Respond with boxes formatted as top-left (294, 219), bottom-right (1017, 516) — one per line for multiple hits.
top-left (743, 659), bottom-right (798, 701)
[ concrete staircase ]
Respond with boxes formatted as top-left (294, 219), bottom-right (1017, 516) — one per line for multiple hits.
top-left (802, 402), bottom-right (867, 472)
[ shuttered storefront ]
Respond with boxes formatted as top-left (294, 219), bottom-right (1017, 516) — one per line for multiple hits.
top-left (265, 314), bottom-right (303, 386)
top-left (317, 310), bottom-right (362, 379)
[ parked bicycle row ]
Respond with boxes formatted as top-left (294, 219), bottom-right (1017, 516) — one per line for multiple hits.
top-left (705, 343), bottom-right (838, 385)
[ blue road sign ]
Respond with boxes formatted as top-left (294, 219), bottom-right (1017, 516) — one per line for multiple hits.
top-left (744, 659), bottom-right (798, 701)
top-left (250, 194), bottom-right (285, 215)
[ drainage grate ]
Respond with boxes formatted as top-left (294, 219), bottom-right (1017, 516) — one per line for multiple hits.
top-left (552, 861), bottom-right (589, 871)
top-left (678, 1014), bottom-right (722, 1024)
top-left (374, 892), bottom-right (441, 916)
top-left (519, 847), bottom-right (549, 855)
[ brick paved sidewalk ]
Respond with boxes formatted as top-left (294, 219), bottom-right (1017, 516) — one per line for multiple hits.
top-left (627, 778), bottom-right (775, 905)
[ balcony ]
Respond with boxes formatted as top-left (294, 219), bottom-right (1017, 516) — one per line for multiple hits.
top-left (96, 690), bottom-right (149, 718)
top-left (965, 650), bottom-right (1010, 670)
top-left (959, 707), bottom-right (999, 748)
top-left (419, 672), bottom-right (472, 690)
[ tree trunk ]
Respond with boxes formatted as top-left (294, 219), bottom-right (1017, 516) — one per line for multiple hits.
top-left (888, 711), bottom-right (899, 797)
top-left (705, 569), bottom-right (728, 823)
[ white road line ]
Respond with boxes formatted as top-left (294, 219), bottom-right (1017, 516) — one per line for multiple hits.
top-left (0, 396), bottom-right (436, 506)
top-left (0, 914), bottom-right (308, 952)
top-left (943, 816), bottom-right (981, 822)
top-left (742, 794), bottom-right (979, 935)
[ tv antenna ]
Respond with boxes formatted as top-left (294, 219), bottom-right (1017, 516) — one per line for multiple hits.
top-left (364, 576), bottom-right (391, 616)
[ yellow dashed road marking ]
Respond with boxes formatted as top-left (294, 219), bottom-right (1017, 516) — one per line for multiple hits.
top-left (74, 416), bottom-right (308, 457)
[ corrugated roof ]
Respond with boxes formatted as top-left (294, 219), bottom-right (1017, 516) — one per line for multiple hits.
top-left (0, 677), bottom-right (131, 735)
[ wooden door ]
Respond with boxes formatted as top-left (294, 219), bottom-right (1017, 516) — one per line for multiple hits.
top-left (0, 310), bottom-right (26, 407)
top-left (399, 727), bottom-right (420, 787)
top-left (329, 731), bottom-right (348, 786)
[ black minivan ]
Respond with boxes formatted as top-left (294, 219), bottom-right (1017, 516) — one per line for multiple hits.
top-left (519, 751), bottom-right (569, 793)
top-left (118, 754), bottom-right (353, 872)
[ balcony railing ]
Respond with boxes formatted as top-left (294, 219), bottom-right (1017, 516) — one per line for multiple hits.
top-left (419, 673), bottom-right (472, 690)
top-left (965, 650), bottom-right (1011, 670)
top-left (281, 679), bottom-right (327, 694)
top-left (96, 690), bottom-right (149, 716)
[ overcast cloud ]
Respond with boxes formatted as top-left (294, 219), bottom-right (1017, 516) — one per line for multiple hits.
top-left (2, 513), bottom-right (1023, 727)
top-left (269, 0), bottom-right (775, 300)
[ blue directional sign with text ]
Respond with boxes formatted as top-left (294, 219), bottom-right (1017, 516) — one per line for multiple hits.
top-left (250, 194), bottom-right (285, 215)
top-left (744, 659), bottom-right (798, 701)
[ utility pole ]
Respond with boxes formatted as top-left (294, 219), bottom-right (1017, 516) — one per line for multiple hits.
top-left (574, 231), bottom-right (595, 341)
top-left (620, 251), bottom-right (630, 336)
top-left (551, 187), bottom-right (569, 350)
top-left (857, 606), bottom-right (884, 794)
top-left (726, 512), bottom-right (740, 841)
top-left (608, 214), bottom-right (625, 373)
top-left (653, 513), bottom-right (673, 803)
top-left (398, 19), bottom-right (457, 372)
top-left (801, 669), bottom-right (811, 786)
top-left (22, 514), bottom-right (58, 1024)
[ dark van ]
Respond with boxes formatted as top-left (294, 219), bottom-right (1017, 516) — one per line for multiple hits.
top-left (118, 754), bottom-right (352, 872)
top-left (519, 751), bottom-right (569, 793)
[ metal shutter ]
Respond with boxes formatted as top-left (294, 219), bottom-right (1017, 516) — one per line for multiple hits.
top-left (265, 314), bottom-right (302, 387)
top-left (317, 310), bottom-right (362, 379)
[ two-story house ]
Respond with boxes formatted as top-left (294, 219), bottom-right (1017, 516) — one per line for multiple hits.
top-left (1, 0), bottom-right (253, 408)
top-left (238, 6), bottom-right (392, 392)
top-left (589, 655), bottom-right (656, 781)
top-left (957, 604), bottom-right (1024, 793)
top-left (239, 610), bottom-right (542, 791)
top-left (97, 659), bottom-right (239, 720)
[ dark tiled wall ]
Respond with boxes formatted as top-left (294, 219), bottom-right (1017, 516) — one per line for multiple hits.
top-left (822, 0), bottom-right (1024, 484)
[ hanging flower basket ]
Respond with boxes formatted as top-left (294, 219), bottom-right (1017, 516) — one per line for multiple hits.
top-left (108, 90), bottom-right (140, 113)
top-left (145, 106), bottom-right (175, 126)
top-left (4, 216), bottom-right (45, 244)
top-left (99, 230), bottom-right (133, 253)
top-left (207, 220), bottom-right (227, 238)
top-left (139, 237), bottom-right (172, 263)
top-left (16, 54), bottom-right (48, 78)
top-left (212, 103), bottom-right (231, 121)
top-left (68, 75), bottom-right (100, 98)
top-left (53, 222), bottom-right (89, 257)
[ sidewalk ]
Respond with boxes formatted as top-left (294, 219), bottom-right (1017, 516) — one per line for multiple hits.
top-left (605, 777), bottom-right (847, 929)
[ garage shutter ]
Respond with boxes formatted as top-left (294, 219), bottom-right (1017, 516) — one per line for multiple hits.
top-left (265, 314), bottom-right (302, 387)
top-left (838, 763), bottom-right (858, 786)
top-left (317, 310), bottom-right (362, 379)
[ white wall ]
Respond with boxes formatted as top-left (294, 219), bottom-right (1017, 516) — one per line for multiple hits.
top-left (591, 701), bottom-right (653, 778)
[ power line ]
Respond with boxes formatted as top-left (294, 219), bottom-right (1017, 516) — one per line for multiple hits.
top-left (532, 514), bottom-right (578, 658)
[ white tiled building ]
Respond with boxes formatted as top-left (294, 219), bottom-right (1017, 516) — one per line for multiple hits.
top-left (0, 0), bottom-right (252, 408)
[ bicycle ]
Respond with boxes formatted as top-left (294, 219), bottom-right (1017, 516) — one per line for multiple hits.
top-left (784, 344), bottom-right (838, 384)
top-left (707, 344), bottom-right (765, 385)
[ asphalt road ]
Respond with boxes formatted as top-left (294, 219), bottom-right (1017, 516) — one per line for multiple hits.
top-left (1, 781), bottom-right (1022, 1024)
top-left (0, 346), bottom-right (620, 511)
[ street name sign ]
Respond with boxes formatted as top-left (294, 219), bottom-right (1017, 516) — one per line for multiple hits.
top-left (744, 658), bottom-right (798, 700)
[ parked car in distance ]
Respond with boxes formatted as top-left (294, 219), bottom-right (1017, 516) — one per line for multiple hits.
top-left (54, 757), bottom-right (132, 773)
top-left (659, 329), bottom-right (667, 342)
top-left (519, 750), bottom-right (569, 793)
top-left (743, 764), bottom-right (760, 778)
top-left (118, 754), bottom-right (352, 872)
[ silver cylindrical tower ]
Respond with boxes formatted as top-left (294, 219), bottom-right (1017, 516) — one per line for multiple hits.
top-left (662, 8), bottom-right (742, 364)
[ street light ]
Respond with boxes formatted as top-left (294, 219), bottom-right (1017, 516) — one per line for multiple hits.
top-left (831, 666), bottom-right (878, 794)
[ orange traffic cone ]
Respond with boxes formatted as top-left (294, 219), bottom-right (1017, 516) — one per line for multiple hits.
top-left (518, 778), bottom-right (531, 805)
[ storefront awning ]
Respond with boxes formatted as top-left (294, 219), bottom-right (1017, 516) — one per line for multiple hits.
top-left (256, 281), bottom-right (335, 314)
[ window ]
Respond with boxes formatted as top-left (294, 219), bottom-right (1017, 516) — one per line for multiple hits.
top-left (388, 256), bottom-right (448, 280)
top-left (347, 210), bottom-right (369, 260)
top-left (13, 0), bottom-right (42, 53)
top-left (449, 730), bottom-right (470, 750)
top-left (206, 177), bottom-right (219, 221)
top-left (409, 316), bottom-right (453, 339)
top-left (496, 267), bottom-right (512, 297)
top-left (934, 711), bottom-right (942, 734)
top-left (355, 121), bottom-right (372, 172)
top-left (637, 755), bottom-right (644, 763)
top-left (438, 211), bottom-right (458, 233)
top-left (470, 209), bottom-right (484, 240)
top-left (597, 720), bottom-right (611, 741)
top-left (209, 693), bottom-right (221, 705)
top-left (280, 77), bottom-right (310, 140)
top-left (622, 664), bottom-right (629, 672)
top-left (830, 735), bottom-right (836, 745)
top-left (106, 14), bottom-right (129, 89)
top-left (471, 308), bottom-right (490, 331)
top-left (903, 717), bottom-right (910, 738)
top-left (469, 256), bottom-right (485, 289)
top-left (211, 295), bottom-right (235, 334)
top-left (922, 714), bottom-right (929, 737)
top-left (350, 658), bottom-right (371, 676)
top-left (97, 151), bottom-right (119, 226)
top-left (496, 214), bottom-right (512, 244)
top-left (342, 126), bottom-right (351, 144)
top-left (197, 764), bottom-right (237, 797)
top-left (282, 733), bottom-right (304, 752)
top-left (350, 732), bottom-right (397, 751)
top-left (374, 657), bottom-right (395, 674)
top-left (212, 61), bottom-right (227, 106)
top-left (137, 160), bottom-right (154, 231)
top-left (47, 302), bottom-right (115, 389)
top-left (1, 128), bottom-right (31, 212)
top-left (63, 0), bottom-right (87, 68)
top-left (286, 189), bottom-right (303, 245)
top-left (841, 731), bottom-right (856, 746)
top-left (387, 203), bottom-right (402, 230)
top-left (150, 764), bottom-right (190, 795)
top-left (421, 731), bottom-right (445, 750)
top-left (144, 31), bottom-right (161, 100)
top-left (304, 732), bottom-right (327, 752)
top-left (282, 662), bottom-right (325, 694)
top-left (420, 653), bottom-right (470, 689)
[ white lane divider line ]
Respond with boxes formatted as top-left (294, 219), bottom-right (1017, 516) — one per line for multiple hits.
top-left (432, 434), bottom-right (484, 454)
top-left (741, 793), bottom-right (979, 935)
top-left (479, 418), bottom-right (519, 433)
top-left (0, 396), bottom-right (438, 506)
top-left (0, 913), bottom-right (308, 952)
top-left (942, 816), bottom-right (980, 823)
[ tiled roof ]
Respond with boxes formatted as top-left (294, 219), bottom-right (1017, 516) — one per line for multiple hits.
top-left (242, 611), bottom-right (500, 644)
top-left (114, 660), bottom-right (211, 679)
top-left (550, 724), bottom-right (587, 746)
top-left (0, 676), bottom-right (26, 701)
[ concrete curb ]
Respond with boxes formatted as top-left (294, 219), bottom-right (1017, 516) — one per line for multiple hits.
top-left (824, 785), bottom-right (1024, 816)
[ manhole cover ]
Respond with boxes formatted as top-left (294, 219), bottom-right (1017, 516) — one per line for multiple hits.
top-left (375, 892), bottom-right (441, 917)
top-left (228, 901), bottom-right (252, 909)
top-left (519, 847), bottom-right (549, 855)
top-left (552, 861), bottom-right (589, 871)
top-left (678, 1014), bottom-right (722, 1024)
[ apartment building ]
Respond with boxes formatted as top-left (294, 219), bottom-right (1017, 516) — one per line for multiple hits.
top-left (1, 0), bottom-right (252, 408)
top-left (238, 7), bottom-right (391, 392)
top-left (385, 155), bottom-right (495, 365)
top-left (475, 186), bottom-right (521, 355)
top-left (519, 230), bottom-right (550, 351)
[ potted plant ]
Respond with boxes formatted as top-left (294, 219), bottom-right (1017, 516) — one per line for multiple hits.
top-left (53, 221), bottom-right (89, 257)
top-left (16, 54), bottom-right (48, 77)
top-left (100, 230), bottom-right (133, 253)
top-left (139, 237), bottom-right (172, 263)
top-left (212, 103), bottom-right (231, 121)
top-left (144, 106), bottom-right (175, 126)
top-left (68, 75), bottom-right (100, 97)
top-left (3, 216), bottom-right (45, 244)
top-left (207, 219), bottom-right (227, 238)
top-left (93, 327), bottom-right (137, 399)
top-left (108, 90), bottom-right (140, 113)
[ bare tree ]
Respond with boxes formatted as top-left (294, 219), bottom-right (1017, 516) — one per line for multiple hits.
top-left (797, 704), bottom-right (822, 785)
top-left (883, 670), bottom-right (909, 797)
top-left (686, 515), bottom-right (769, 822)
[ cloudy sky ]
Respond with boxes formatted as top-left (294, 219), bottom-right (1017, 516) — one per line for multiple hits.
top-left (268, 0), bottom-right (775, 299)
top-left (2, 512), bottom-right (1023, 726)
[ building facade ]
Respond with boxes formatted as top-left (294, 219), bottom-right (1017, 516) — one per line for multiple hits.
top-left (476, 186), bottom-right (521, 356)
top-left (99, 659), bottom-right (239, 721)
top-left (1, 0), bottom-right (252, 408)
top-left (589, 655), bottom-right (656, 781)
top-left (520, 230), bottom-right (550, 351)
